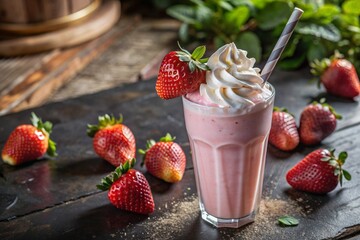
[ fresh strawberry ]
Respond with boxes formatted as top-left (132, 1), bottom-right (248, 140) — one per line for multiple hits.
top-left (2, 112), bottom-right (57, 166)
top-left (97, 159), bottom-right (155, 214)
top-left (139, 133), bottom-right (186, 183)
top-left (156, 44), bottom-right (209, 99)
top-left (311, 54), bottom-right (360, 99)
top-left (286, 149), bottom-right (351, 194)
top-left (87, 114), bottom-right (136, 167)
top-left (299, 99), bottom-right (342, 146)
top-left (269, 107), bottom-right (299, 151)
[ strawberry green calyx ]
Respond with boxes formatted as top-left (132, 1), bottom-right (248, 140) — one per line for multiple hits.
top-left (321, 149), bottom-right (351, 187)
top-left (176, 42), bottom-right (209, 72)
top-left (310, 51), bottom-right (344, 88)
top-left (310, 51), bottom-right (343, 76)
top-left (273, 106), bottom-right (296, 117)
top-left (30, 112), bottom-right (57, 157)
top-left (139, 133), bottom-right (176, 166)
top-left (97, 158), bottom-right (136, 191)
top-left (159, 133), bottom-right (176, 142)
top-left (87, 114), bottom-right (123, 138)
top-left (313, 98), bottom-right (342, 120)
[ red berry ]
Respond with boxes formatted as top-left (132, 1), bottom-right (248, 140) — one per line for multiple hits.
top-left (269, 108), bottom-right (299, 151)
top-left (299, 100), bottom-right (341, 145)
top-left (87, 114), bottom-right (136, 166)
top-left (156, 45), bottom-right (208, 99)
top-left (2, 113), bottom-right (57, 166)
top-left (97, 159), bottom-right (155, 214)
top-left (311, 56), bottom-right (360, 99)
top-left (286, 149), bottom-right (351, 194)
top-left (140, 133), bottom-right (186, 183)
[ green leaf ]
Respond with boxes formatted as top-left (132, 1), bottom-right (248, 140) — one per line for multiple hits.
top-left (250, 0), bottom-right (266, 9)
top-left (307, 42), bottom-right (327, 63)
top-left (192, 45), bottom-right (206, 60)
top-left (343, 170), bottom-right (352, 181)
top-left (278, 53), bottom-right (306, 70)
top-left (189, 61), bottom-right (196, 72)
top-left (315, 4), bottom-right (341, 24)
top-left (343, 0), bottom-right (360, 15)
top-left (234, 32), bottom-right (262, 61)
top-left (160, 133), bottom-right (176, 142)
top-left (256, 1), bottom-right (292, 30)
top-left (96, 184), bottom-right (108, 191)
top-left (281, 35), bottom-right (300, 59)
top-left (296, 23), bottom-right (341, 42)
top-left (47, 139), bottom-right (57, 157)
top-left (179, 23), bottom-right (189, 42)
top-left (338, 151), bottom-right (348, 164)
top-left (224, 6), bottom-right (250, 33)
top-left (166, 5), bottom-right (198, 24)
top-left (219, 0), bottom-right (233, 11)
top-left (278, 216), bottom-right (299, 227)
top-left (214, 36), bottom-right (226, 49)
top-left (195, 4), bottom-right (213, 23)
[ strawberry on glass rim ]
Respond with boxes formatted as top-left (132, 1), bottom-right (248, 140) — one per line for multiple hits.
top-left (156, 43), bottom-right (209, 99)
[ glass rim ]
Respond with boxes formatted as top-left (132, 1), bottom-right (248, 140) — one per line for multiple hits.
top-left (182, 82), bottom-right (275, 113)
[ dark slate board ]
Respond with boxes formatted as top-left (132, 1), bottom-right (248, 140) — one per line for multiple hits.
top-left (0, 68), bottom-right (360, 240)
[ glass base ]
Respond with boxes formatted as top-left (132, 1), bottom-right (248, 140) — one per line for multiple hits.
top-left (199, 202), bottom-right (256, 228)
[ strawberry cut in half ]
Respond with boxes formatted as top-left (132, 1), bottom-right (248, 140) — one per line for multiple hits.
top-left (310, 53), bottom-right (360, 99)
top-left (139, 133), bottom-right (186, 183)
top-left (2, 112), bottom-right (57, 166)
top-left (299, 99), bottom-right (342, 146)
top-left (87, 114), bottom-right (136, 167)
top-left (269, 107), bottom-right (299, 151)
top-left (97, 159), bottom-right (155, 214)
top-left (286, 149), bottom-right (351, 194)
top-left (156, 43), bottom-right (209, 99)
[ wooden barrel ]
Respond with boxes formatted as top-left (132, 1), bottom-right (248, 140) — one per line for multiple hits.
top-left (0, 0), bottom-right (101, 34)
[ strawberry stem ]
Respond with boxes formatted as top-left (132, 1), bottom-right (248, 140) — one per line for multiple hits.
top-left (97, 158), bottom-right (136, 191)
top-left (176, 42), bottom-right (209, 72)
top-left (87, 114), bottom-right (123, 138)
top-left (30, 112), bottom-right (57, 157)
top-left (321, 149), bottom-right (351, 187)
top-left (312, 99), bottom-right (342, 120)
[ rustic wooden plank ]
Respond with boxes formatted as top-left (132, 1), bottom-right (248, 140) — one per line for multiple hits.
top-left (0, 5), bottom-right (130, 115)
top-left (0, 74), bottom-right (359, 239)
top-left (0, 52), bottom-right (55, 94)
top-left (48, 18), bottom-right (179, 102)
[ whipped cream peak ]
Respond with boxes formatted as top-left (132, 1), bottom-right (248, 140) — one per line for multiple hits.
top-left (200, 42), bottom-right (270, 109)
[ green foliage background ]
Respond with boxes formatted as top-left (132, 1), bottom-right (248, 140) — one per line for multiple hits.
top-left (165, 0), bottom-right (360, 72)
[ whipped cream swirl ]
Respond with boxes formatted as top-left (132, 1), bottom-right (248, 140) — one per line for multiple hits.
top-left (200, 42), bottom-right (269, 109)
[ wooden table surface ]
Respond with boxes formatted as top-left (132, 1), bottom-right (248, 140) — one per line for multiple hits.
top-left (0, 69), bottom-right (359, 240)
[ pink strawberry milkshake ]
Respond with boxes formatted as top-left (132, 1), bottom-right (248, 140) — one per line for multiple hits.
top-left (182, 43), bottom-right (275, 228)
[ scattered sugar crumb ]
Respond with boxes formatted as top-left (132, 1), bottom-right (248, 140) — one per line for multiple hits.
top-left (232, 198), bottom-right (305, 239)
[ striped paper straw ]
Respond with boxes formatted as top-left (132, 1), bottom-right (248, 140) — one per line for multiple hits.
top-left (261, 7), bottom-right (303, 83)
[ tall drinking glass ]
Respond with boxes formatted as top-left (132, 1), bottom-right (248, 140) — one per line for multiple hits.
top-left (182, 83), bottom-right (275, 228)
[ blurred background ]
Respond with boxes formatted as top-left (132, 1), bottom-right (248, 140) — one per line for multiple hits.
top-left (0, 0), bottom-right (359, 115)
